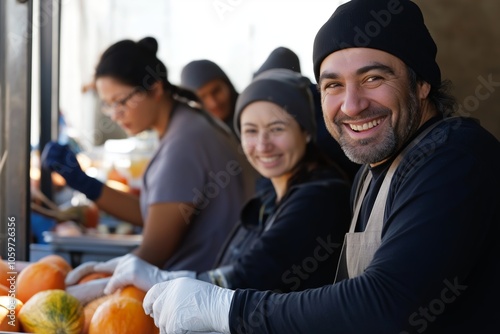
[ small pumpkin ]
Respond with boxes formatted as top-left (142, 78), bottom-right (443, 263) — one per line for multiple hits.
top-left (0, 259), bottom-right (10, 288)
top-left (77, 272), bottom-right (112, 284)
top-left (89, 296), bottom-right (157, 334)
top-left (82, 294), bottom-right (116, 334)
top-left (59, 204), bottom-right (100, 229)
top-left (18, 289), bottom-right (84, 334)
top-left (81, 286), bottom-right (146, 333)
top-left (0, 285), bottom-right (8, 296)
top-left (0, 296), bottom-right (23, 331)
top-left (16, 261), bottom-right (66, 303)
top-left (118, 285), bottom-right (146, 302)
top-left (38, 254), bottom-right (73, 276)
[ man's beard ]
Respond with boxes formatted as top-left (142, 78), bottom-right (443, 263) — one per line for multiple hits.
top-left (333, 91), bottom-right (421, 165)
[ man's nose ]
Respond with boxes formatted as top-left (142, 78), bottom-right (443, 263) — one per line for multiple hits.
top-left (341, 84), bottom-right (369, 117)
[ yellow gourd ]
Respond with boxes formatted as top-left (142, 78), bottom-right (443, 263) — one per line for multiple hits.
top-left (18, 289), bottom-right (84, 334)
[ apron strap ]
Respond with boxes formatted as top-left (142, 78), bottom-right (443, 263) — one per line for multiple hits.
top-left (334, 117), bottom-right (456, 282)
top-left (349, 165), bottom-right (371, 233)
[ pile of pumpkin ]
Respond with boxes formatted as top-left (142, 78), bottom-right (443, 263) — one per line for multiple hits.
top-left (0, 255), bottom-right (159, 333)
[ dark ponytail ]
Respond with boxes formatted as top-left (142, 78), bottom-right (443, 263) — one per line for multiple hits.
top-left (95, 37), bottom-right (199, 103)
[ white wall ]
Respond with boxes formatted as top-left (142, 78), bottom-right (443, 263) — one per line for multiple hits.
top-left (58, 0), bottom-right (344, 147)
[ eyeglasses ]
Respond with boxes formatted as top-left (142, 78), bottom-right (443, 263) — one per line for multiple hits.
top-left (101, 87), bottom-right (142, 118)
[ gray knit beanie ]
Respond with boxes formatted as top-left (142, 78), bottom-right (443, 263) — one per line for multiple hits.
top-left (313, 0), bottom-right (441, 87)
top-left (234, 69), bottom-right (316, 139)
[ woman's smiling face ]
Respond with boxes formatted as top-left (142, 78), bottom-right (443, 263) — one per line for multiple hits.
top-left (240, 101), bottom-right (308, 183)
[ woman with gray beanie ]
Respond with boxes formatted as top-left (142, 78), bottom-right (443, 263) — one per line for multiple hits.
top-left (255, 46), bottom-right (362, 182)
top-left (102, 69), bottom-right (351, 301)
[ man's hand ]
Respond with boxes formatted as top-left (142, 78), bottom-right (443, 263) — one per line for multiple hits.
top-left (143, 277), bottom-right (233, 334)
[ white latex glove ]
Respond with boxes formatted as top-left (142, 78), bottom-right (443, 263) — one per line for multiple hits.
top-left (65, 255), bottom-right (124, 286)
top-left (104, 254), bottom-right (195, 294)
top-left (143, 277), bottom-right (234, 334)
top-left (66, 277), bottom-right (110, 305)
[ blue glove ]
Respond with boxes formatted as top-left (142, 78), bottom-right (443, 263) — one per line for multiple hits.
top-left (41, 141), bottom-right (103, 201)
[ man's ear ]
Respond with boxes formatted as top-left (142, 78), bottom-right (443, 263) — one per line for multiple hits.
top-left (418, 81), bottom-right (431, 100)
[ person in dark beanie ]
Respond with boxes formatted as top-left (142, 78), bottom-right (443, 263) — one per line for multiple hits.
top-left (41, 37), bottom-right (256, 303)
top-left (253, 46), bottom-right (301, 78)
top-left (98, 69), bottom-right (350, 300)
top-left (255, 46), bottom-right (362, 182)
top-left (142, 1), bottom-right (500, 333)
top-left (180, 59), bottom-right (239, 134)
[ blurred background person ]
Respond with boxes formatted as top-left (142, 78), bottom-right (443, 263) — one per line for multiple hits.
top-left (180, 59), bottom-right (239, 135)
top-left (252, 46), bottom-right (302, 78)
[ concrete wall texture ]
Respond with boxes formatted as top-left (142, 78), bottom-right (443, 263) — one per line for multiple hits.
top-left (417, 0), bottom-right (500, 139)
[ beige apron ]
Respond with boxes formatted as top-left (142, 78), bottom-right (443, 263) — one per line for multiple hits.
top-left (335, 119), bottom-right (448, 281)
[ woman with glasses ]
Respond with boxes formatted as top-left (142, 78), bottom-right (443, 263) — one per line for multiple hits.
top-left (41, 37), bottom-right (256, 302)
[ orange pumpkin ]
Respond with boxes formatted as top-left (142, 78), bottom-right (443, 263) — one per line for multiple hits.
top-left (118, 285), bottom-right (146, 302)
top-left (0, 296), bottom-right (23, 332)
top-left (38, 254), bottom-right (73, 276)
top-left (16, 262), bottom-right (66, 303)
top-left (18, 289), bottom-right (83, 334)
top-left (81, 286), bottom-right (146, 334)
top-left (60, 204), bottom-right (100, 229)
top-left (89, 296), bottom-right (157, 334)
top-left (0, 259), bottom-right (11, 288)
top-left (82, 294), bottom-right (116, 334)
top-left (77, 272), bottom-right (112, 284)
top-left (108, 167), bottom-right (128, 185)
top-left (0, 285), bottom-right (8, 296)
top-left (84, 203), bottom-right (100, 228)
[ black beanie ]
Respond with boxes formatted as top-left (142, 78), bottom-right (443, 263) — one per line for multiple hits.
top-left (180, 59), bottom-right (231, 91)
top-left (253, 47), bottom-right (302, 78)
top-left (313, 0), bottom-right (441, 87)
top-left (234, 69), bottom-right (316, 139)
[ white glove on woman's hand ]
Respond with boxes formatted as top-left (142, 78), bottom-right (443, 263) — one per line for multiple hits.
top-left (104, 254), bottom-right (195, 294)
top-left (66, 277), bottom-right (110, 305)
top-left (143, 277), bottom-right (234, 334)
top-left (65, 256), bottom-right (124, 286)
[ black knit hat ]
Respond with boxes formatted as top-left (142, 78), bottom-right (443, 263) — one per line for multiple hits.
top-left (313, 0), bottom-right (441, 87)
top-left (180, 59), bottom-right (231, 91)
top-left (234, 69), bottom-right (316, 139)
top-left (95, 37), bottom-right (169, 88)
top-left (253, 47), bottom-right (301, 78)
